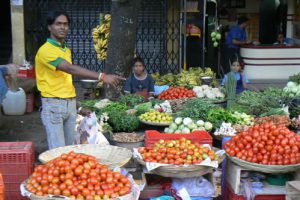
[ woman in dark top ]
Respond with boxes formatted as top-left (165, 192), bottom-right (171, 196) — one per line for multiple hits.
top-left (124, 57), bottom-right (155, 100)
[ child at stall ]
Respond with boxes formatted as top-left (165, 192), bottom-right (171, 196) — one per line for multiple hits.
top-left (124, 57), bottom-right (155, 100)
top-left (221, 54), bottom-right (250, 94)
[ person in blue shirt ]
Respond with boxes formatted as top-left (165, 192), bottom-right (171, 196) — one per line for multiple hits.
top-left (224, 16), bottom-right (252, 74)
top-left (124, 57), bottom-right (155, 100)
top-left (221, 54), bottom-right (250, 94)
top-left (274, 33), bottom-right (294, 46)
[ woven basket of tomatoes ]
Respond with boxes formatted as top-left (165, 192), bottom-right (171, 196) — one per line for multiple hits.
top-left (158, 87), bottom-right (197, 112)
top-left (134, 138), bottom-right (225, 178)
top-left (225, 122), bottom-right (300, 173)
top-left (21, 151), bottom-right (137, 200)
top-left (38, 144), bottom-right (132, 168)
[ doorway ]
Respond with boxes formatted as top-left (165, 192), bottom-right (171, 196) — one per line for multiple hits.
top-left (0, 0), bottom-right (12, 64)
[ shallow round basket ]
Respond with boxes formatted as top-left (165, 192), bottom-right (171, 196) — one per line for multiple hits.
top-left (38, 144), bottom-right (132, 168)
top-left (21, 179), bottom-right (133, 200)
top-left (227, 155), bottom-right (300, 173)
top-left (136, 153), bottom-right (224, 178)
top-left (140, 120), bottom-right (171, 127)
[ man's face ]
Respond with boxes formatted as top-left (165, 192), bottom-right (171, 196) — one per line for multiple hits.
top-left (48, 15), bottom-right (69, 41)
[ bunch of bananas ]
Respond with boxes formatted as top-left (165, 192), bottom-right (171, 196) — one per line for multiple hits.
top-left (92, 14), bottom-right (111, 60)
top-left (151, 67), bottom-right (218, 88)
top-left (176, 70), bottom-right (199, 88)
top-left (151, 73), bottom-right (177, 86)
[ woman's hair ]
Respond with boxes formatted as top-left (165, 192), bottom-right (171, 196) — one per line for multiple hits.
top-left (229, 53), bottom-right (243, 69)
top-left (47, 10), bottom-right (71, 25)
top-left (132, 56), bottom-right (145, 67)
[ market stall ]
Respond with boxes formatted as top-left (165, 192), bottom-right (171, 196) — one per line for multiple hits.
top-left (1, 68), bottom-right (300, 200)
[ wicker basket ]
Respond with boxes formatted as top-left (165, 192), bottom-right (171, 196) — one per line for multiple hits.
top-left (140, 120), bottom-right (171, 127)
top-left (38, 144), bottom-right (132, 168)
top-left (136, 151), bottom-right (225, 178)
top-left (227, 155), bottom-right (300, 173)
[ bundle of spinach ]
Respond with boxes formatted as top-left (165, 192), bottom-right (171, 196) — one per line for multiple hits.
top-left (94, 102), bottom-right (128, 117)
top-left (207, 107), bottom-right (237, 128)
top-left (108, 111), bottom-right (140, 132)
top-left (119, 94), bottom-right (144, 108)
top-left (176, 98), bottom-right (218, 120)
top-left (81, 100), bottom-right (98, 110)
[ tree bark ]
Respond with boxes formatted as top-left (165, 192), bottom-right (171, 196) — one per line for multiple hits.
top-left (103, 0), bottom-right (141, 100)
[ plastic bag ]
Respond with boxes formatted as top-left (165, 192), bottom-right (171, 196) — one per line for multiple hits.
top-left (172, 177), bottom-right (215, 197)
top-left (74, 112), bottom-right (109, 145)
top-left (154, 85), bottom-right (169, 96)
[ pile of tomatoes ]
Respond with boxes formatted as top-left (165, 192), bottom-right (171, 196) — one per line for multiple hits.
top-left (138, 137), bottom-right (219, 165)
top-left (225, 122), bottom-right (300, 165)
top-left (26, 151), bottom-right (131, 200)
top-left (158, 87), bottom-right (196, 100)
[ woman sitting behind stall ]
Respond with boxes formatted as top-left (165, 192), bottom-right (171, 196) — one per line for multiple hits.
top-left (274, 33), bottom-right (294, 46)
top-left (221, 54), bottom-right (250, 94)
top-left (124, 57), bottom-right (155, 100)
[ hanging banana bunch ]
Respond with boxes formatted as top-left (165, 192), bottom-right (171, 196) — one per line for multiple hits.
top-left (92, 14), bottom-right (111, 60)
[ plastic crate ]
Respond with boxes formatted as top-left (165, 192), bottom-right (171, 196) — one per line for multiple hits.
top-left (224, 181), bottom-right (285, 200)
top-left (0, 142), bottom-right (35, 200)
top-left (145, 130), bottom-right (212, 147)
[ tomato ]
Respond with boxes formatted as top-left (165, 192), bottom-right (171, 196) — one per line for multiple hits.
top-left (82, 188), bottom-right (90, 197)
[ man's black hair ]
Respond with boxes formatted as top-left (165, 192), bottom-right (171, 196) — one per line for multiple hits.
top-left (47, 10), bottom-right (71, 25)
top-left (133, 56), bottom-right (145, 67)
top-left (237, 16), bottom-right (249, 25)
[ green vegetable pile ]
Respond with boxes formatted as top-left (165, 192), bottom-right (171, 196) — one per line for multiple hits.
top-left (234, 87), bottom-right (293, 116)
top-left (176, 98), bottom-right (218, 120)
top-left (81, 100), bottom-right (98, 110)
top-left (108, 111), bottom-right (140, 132)
top-left (93, 102), bottom-right (128, 117)
top-left (119, 94), bottom-right (144, 108)
top-left (289, 72), bottom-right (300, 84)
top-left (134, 102), bottom-right (152, 116)
top-left (207, 108), bottom-right (237, 128)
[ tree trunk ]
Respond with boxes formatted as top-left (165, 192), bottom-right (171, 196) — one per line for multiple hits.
top-left (103, 0), bottom-right (141, 100)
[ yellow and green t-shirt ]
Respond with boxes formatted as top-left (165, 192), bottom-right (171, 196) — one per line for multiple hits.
top-left (35, 38), bottom-right (76, 98)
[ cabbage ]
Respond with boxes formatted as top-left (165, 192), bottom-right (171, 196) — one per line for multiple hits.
top-left (292, 86), bottom-right (298, 94)
top-left (174, 130), bottom-right (182, 134)
top-left (287, 81), bottom-right (297, 88)
top-left (165, 128), bottom-right (174, 134)
top-left (196, 127), bottom-right (206, 131)
top-left (169, 123), bottom-right (178, 130)
top-left (187, 123), bottom-right (197, 130)
top-left (182, 127), bottom-right (191, 134)
top-left (196, 120), bottom-right (205, 126)
top-left (175, 117), bottom-right (183, 125)
top-left (204, 122), bottom-right (213, 131)
top-left (183, 117), bottom-right (193, 126)
top-left (178, 124), bottom-right (185, 130)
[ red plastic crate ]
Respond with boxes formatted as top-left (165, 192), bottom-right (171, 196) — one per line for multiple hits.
top-left (224, 181), bottom-right (285, 200)
top-left (145, 130), bottom-right (212, 147)
top-left (0, 142), bottom-right (35, 200)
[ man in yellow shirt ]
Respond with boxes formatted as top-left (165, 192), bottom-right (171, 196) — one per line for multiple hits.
top-left (36, 10), bottom-right (123, 149)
